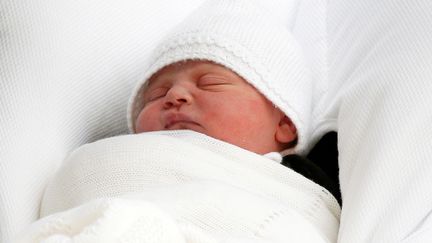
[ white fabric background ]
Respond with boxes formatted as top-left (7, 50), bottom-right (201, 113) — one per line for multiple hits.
top-left (0, 0), bottom-right (303, 242)
top-left (317, 1), bottom-right (432, 242)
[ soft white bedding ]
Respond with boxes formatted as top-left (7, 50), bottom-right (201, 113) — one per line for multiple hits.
top-left (15, 131), bottom-right (340, 243)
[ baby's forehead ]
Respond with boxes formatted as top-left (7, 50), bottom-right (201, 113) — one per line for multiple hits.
top-left (146, 60), bottom-right (240, 85)
top-left (154, 60), bottom-right (229, 75)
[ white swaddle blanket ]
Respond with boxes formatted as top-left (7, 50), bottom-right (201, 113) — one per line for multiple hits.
top-left (15, 131), bottom-right (340, 243)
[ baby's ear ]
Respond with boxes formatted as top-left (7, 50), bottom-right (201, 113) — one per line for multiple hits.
top-left (275, 115), bottom-right (297, 144)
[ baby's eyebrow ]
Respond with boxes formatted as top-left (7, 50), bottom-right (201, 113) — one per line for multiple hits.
top-left (200, 75), bottom-right (231, 83)
top-left (145, 77), bottom-right (160, 89)
top-left (141, 75), bottom-right (170, 99)
top-left (140, 81), bottom-right (157, 100)
top-left (143, 75), bottom-right (166, 91)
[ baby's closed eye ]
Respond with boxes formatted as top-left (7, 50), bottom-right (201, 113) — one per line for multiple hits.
top-left (146, 87), bottom-right (169, 101)
top-left (198, 75), bottom-right (233, 90)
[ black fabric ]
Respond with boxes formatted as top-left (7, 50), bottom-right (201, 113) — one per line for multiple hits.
top-left (281, 154), bottom-right (341, 205)
top-left (281, 132), bottom-right (341, 204)
top-left (306, 132), bottom-right (339, 190)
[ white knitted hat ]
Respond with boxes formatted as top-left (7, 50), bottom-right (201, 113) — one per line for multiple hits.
top-left (127, 0), bottom-right (312, 154)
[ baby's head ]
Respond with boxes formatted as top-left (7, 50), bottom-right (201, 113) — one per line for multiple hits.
top-left (134, 60), bottom-right (297, 154)
top-left (128, 0), bottom-right (312, 155)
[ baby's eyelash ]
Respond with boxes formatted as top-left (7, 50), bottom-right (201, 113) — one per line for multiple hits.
top-left (198, 75), bottom-right (231, 86)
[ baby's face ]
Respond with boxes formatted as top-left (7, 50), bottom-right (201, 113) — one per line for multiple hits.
top-left (135, 61), bottom-right (294, 154)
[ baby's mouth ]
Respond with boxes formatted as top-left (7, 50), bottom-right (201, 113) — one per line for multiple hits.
top-left (164, 113), bottom-right (201, 130)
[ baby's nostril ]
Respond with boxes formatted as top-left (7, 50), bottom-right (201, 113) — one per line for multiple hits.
top-left (177, 98), bottom-right (187, 103)
top-left (163, 100), bottom-right (174, 109)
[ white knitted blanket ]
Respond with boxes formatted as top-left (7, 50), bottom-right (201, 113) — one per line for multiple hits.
top-left (15, 131), bottom-right (340, 243)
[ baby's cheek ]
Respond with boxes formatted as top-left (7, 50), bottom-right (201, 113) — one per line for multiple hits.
top-left (135, 107), bottom-right (163, 133)
top-left (238, 97), bottom-right (270, 115)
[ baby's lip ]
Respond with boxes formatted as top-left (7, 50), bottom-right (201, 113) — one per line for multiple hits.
top-left (164, 113), bottom-right (201, 130)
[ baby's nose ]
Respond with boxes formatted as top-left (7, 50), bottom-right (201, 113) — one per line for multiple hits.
top-left (163, 85), bottom-right (192, 109)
